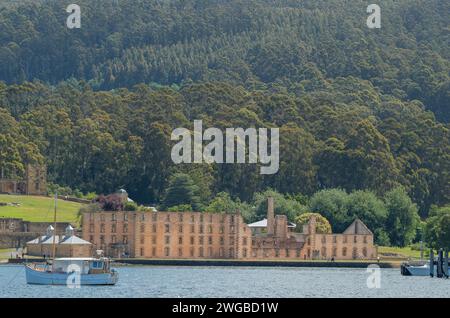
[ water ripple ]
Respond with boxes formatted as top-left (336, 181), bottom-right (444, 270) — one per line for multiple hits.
top-left (0, 265), bottom-right (449, 298)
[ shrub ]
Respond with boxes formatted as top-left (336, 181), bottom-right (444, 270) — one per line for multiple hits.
top-left (47, 182), bottom-right (73, 196)
top-left (73, 189), bottom-right (83, 198)
top-left (94, 194), bottom-right (124, 211)
top-left (295, 212), bottom-right (332, 234)
top-left (167, 204), bottom-right (193, 212)
top-left (84, 192), bottom-right (98, 200)
top-left (77, 203), bottom-right (102, 220)
top-left (124, 201), bottom-right (138, 211)
top-left (374, 229), bottom-right (391, 246)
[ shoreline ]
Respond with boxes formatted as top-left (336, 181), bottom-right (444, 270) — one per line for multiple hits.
top-left (2, 258), bottom-right (401, 268)
top-left (114, 258), bottom-right (400, 268)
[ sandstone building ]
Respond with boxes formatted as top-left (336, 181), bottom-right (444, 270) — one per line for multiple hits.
top-left (27, 225), bottom-right (93, 258)
top-left (82, 197), bottom-right (377, 260)
top-left (0, 164), bottom-right (47, 195)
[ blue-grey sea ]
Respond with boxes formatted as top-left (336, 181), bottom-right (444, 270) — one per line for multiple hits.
top-left (0, 265), bottom-right (449, 298)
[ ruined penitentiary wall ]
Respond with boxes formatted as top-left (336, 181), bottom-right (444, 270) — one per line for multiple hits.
top-left (0, 232), bottom-right (38, 249)
top-left (0, 218), bottom-right (72, 248)
top-left (0, 164), bottom-right (47, 195)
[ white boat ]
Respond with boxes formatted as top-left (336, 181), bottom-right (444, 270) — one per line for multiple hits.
top-left (401, 260), bottom-right (449, 277)
top-left (25, 257), bottom-right (119, 285)
top-left (401, 262), bottom-right (434, 276)
top-left (24, 193), bottom-right (118, 286)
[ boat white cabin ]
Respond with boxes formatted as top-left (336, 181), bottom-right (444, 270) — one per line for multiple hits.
top-left (25, 257), bottom-right (118, 285)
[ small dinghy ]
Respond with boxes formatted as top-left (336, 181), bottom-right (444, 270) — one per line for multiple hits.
top-left (401, 249), bottom-right (449, 277)
top-left (401, 261), bottom-right (434, 276)
top-left (25, 257), bottom-right (118, 285)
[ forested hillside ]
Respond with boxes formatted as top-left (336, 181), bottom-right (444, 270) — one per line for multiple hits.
top-left (0, 0), bottom-right (448, 219)
top-left (0, 0), bottom-right (449, 121)
top-left (1, 79), bottom-right (448, 216)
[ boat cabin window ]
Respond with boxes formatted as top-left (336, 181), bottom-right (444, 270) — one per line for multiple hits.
top-left (91, 261), bottom-right (104, 269)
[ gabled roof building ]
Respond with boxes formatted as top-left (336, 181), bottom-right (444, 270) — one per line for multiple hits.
top-left (27, 225), bottom-right (93, 258)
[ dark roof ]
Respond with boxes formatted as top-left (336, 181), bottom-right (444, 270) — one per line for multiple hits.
top-left (343, 219), bottom-right (373, 235)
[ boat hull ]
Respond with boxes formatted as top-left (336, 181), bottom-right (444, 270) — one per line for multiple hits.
top-left (401, 263), bottom-right (449, 277)
top-left (25, 265), bottom-right (119, 285)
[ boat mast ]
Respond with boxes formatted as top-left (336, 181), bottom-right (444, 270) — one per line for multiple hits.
top-left (51, 192), bottom-right (57, 267)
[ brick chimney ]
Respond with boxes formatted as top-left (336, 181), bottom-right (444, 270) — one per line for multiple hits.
top-left (308, 215), bottom-right (317, 235)
top-left (267, 197), bottom-right (275, 236)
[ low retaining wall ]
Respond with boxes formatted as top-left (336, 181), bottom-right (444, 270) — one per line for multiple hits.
top-left (114, 259), bottom-right (399, 268)
top-left (0, 232), bottom-right (39, 249)
top-left (56, 195), bottom-right (91, 204)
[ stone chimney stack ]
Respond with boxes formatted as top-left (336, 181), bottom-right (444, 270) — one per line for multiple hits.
top-left (267, 197), bottom-right (275, 235)
top-left (46, 225), bottom-right (54, 237)
top-left (308, 215), bottom-right (317, 235)
top-left (65, 225), bottom-right (74, 237)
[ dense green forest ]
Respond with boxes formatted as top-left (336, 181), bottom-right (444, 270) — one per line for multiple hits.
top-left (1, 79), bottom-right (448, 216)
top-left (0, 0), bottom-right (449, 235)
top-left (0, 0), bottom-right (449, 121)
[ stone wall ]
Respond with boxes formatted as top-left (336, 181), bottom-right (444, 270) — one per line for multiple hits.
top-left (0, 218), bottom-right (72, 248)
top-left (0, 164), bottom-right (47, 195)
top-left (25, 164), bottom-right (47, 195)
top-left (0, 218), bottom-right (27, 232)
top-left (0, 218), bottom-right (70, 234)
top-left (26, 222), bottom-right (70, 234)
top-left (309, 233), bottom-right (377, 260)
top-left (0, 180), bottom-right (23, 194)
top-left (57, 195), bottom-right (91, 204)
top-left (83, 211), bottom-right (252, 259)
top-left (0, 232), bottom-right (38, 249)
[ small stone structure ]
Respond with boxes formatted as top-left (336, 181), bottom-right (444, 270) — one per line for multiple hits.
top-left (27, 225), bottom-right (93, 258)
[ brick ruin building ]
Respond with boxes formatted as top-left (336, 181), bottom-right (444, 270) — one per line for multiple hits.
top-left (0, 218), bottom-right (71, 249)
top-left (0, 164), bottom-right (47, 195)
top-left (83, 197), bottom-right (377, 260)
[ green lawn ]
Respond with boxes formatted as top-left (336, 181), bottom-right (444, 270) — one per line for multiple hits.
top-left (0, 194), bottom-right (83, 225)
top-left (378, 246), bottom-right (427, 259)
top-left (0, 248), bottom-right (15, 260)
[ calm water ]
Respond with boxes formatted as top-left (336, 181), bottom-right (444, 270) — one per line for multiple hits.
top-left (0, 265), bottom-right (449, 298)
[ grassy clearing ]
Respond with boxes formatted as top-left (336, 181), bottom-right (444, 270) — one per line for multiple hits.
top-left (0, 248), bottom-right (15, 260)
top-left (0, 194), bottom-right (83, 225)
top-left (378, 246), bottom-right (427, 259)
